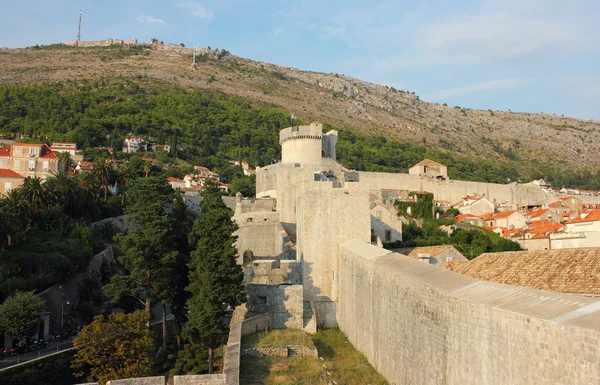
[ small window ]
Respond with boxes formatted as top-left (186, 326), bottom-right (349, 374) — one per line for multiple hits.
top-left (5, 182), bottom-right (12, 193)
top-left (29, 160), bottom-right (35, 171)
top-left (15, 147), bottom-right (22, 154)
top-left (376, 211), bottom-right (382, 219)
top-left (0, 159), bottom-right (5, 167)
top-left (257, 296), bottom-right (267, 305)
top-left (30, 148), bottom-right (37, 156)
top-left (246, 217), bottom-right (253, 223)
top-left (385, 230), bottom-right (391, 243)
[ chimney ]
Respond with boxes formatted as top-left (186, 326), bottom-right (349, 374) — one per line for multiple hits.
top-left (418, 253), bottom-right (431, 264)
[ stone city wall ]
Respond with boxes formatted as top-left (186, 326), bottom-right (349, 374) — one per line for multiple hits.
top-left (356, 171), bottom-right (548, 207)
top-left (241, 344), bottom-right (318, 358)
top-left (234, 212), bottom-right (294, 263)
top-left (337, 240), bottom-right (600, 385)
top-left (296, 181), bottom-right (371, 301)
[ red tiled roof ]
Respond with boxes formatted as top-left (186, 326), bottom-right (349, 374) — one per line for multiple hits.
top-left (0, 144), bottom-right (57, 159)
top-left (527, 208), bottom-right (548, 218)
top-left (566, 210), bottom-right (600, 224)
top-left (40, 144), bottom-right (57, 159)
top-left (167, 177), bottom-right (183, 182)
top-left (0, 145), bottom-right (11, 157)
top-left (443, 248), bottom-right (600, 295)
top-left (486, 210), bottom-right (517, 220)
top-left (455, 213), bottom-right (478, 221)
top-left (0, 169), bottom-right (22, 178)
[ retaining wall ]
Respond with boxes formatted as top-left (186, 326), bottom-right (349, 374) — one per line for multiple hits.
top-left (337, 240), bottom-right (600, 385)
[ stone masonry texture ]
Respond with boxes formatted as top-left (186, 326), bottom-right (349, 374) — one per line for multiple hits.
top-left (337, 240), bottom-right (600, 385)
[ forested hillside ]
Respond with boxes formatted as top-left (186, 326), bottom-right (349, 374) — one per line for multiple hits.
top-left (1, 81), bottom-right (600, 189)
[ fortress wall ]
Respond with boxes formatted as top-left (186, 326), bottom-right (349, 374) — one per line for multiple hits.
top-left (281, 137), bottom-right (322, 164)
top-left (234, 212), bottom-right (283, 262)
top-left (338, 240), bottom-right (600, 385)
top-left (297, 183), bottom-right (371, 301)
top-left (357, 172), bottom-right (548, 206)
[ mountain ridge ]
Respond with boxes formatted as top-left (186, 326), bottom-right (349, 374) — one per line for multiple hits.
top-left (0, 43), bottom-right (598, 172)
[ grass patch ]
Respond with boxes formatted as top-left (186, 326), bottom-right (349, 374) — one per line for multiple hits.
top-left (242, 328), bottom-right (313, 349)
top-left (239, 328), bottom-right (388, 385)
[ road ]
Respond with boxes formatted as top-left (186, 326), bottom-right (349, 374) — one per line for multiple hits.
top-left (0, 340), bottom-right (74, 370)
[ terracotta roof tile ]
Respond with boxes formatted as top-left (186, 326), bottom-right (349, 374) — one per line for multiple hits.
top-left (414, 159), bottom-right (446, 167)
top-left (0, 169), bottom-right (22, 178)
top-left (444, 248), bottom-right (600, 295)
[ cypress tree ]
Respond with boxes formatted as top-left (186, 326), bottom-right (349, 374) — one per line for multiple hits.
top-left (184, 181), bottom-right (246, 373)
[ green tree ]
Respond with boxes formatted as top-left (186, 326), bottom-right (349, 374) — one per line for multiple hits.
top-left (57, 151), bottom-right (72, 173)
top-left (90, 160), bottom-right (116, 201)
top-left (71, 311), bottom-right (154, 385)
top-left (184, 181), bottom-right (246, 373)
top-left (21, 176), bottom-right (49, 214)
top-left (103, 178), bottom-right (179, 352)
top-left (0, 290), bottom-right (44, 343)
top-left (230, 174), bottom-right (256, 197)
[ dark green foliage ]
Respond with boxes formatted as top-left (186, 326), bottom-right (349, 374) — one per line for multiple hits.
top-left (0, 349), bottom-right (76, 385)
top-left (183, 181), bottom-right (246, 373)
top-left (1, 82), bottom-right (597, 189)
top-left (0, 290), bottom-right (45, 342)
top-left (395, 192), bottom-right (434, 220)
top-left (336, 128), bottom-right (521, 184)
top-left (102, 178), bottom-right (178, 313)
top-left (395, 220), bottom-right (522, 259)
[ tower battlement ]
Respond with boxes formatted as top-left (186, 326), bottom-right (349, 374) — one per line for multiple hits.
top-left (279, 122), bottom-right (323, 144)
top-left (279, 122), bottom-right (337, 164)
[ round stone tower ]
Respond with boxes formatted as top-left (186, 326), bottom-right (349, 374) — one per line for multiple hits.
top-left (280, 122), bottom-right (323, 164)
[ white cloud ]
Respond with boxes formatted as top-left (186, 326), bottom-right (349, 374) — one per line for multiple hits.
top-left (136, 15), bottom-right (165, 24)
top-left (272, 27), bottom-right (285, 36)
top-left (178, 2), bottom-right (214, 20)
top-left (418, 14), bottom-right (584, 66)
top-left (424, 78), bottom-right (536, 101)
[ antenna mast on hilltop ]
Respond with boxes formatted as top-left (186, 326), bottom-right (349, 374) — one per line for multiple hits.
top-left (77, 9), bottom-right (82, 45)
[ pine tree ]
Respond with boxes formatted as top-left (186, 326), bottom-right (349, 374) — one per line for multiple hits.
top-left (184, 181), bottom-right (246, 373)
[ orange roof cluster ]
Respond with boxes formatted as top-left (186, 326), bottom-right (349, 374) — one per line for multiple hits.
top-left (527, 208), bottom-right (548, 219)
top-left (480, 210), bottom-right (516, 220)
top-left (443, 248), bottom-right (600, 295)
top-left (166, 177), bottom-right (184, 182)
top-left (566, 210), bottom-right (600, 224)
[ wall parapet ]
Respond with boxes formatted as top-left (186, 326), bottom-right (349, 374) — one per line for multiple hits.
top-left (337, 239), bottom-right (600, 385)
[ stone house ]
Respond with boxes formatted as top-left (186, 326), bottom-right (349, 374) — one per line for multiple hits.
top-left (456, 197), bottom-right (495, 216)
top-left (50, 142), bottom-right (77, 156)
top-left (409, 159), bottom-right (448, 180)
top-left (0, 142), bottom-right (59, 182)
top-left (391, 245), bottom-right (468, 265)
top-left (0, 169), bottom-right (24, 196)
top-left (526, 208), bottom-right (561, 223)
top-left (481, 210), bottom-right (527, 230)
top-left (564, 210), bottom-right (600, 247)
top-left (454, 213), bottom-right (486, 227)
top-left (370, 204), bottom-right (403, 244)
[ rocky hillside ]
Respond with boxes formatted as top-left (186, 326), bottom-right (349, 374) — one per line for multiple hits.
top-left (0, 43), bottom-right (598, 171)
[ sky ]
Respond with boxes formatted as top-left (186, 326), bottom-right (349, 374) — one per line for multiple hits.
top-left (1, 0), bottom-right (600, 120)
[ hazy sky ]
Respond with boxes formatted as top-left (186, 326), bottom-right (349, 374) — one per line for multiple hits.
top-left (2, 0), bottom-right (600, 119)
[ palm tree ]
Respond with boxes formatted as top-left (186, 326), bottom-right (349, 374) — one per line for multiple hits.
top-left (115, 169), bottom-right (135, 207)
top-left (21, 176), bottom-right (49, 214)
top-left (143, 163), bottom-right (151, 178)
top-left (0, 189), bottom-right (32, 247)
top-left (45, 170), bottom-right (78, 213)
top-left (90, 160), bottom-right (116, 201)
top-left (57, 151), bottom-right (72, 173)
